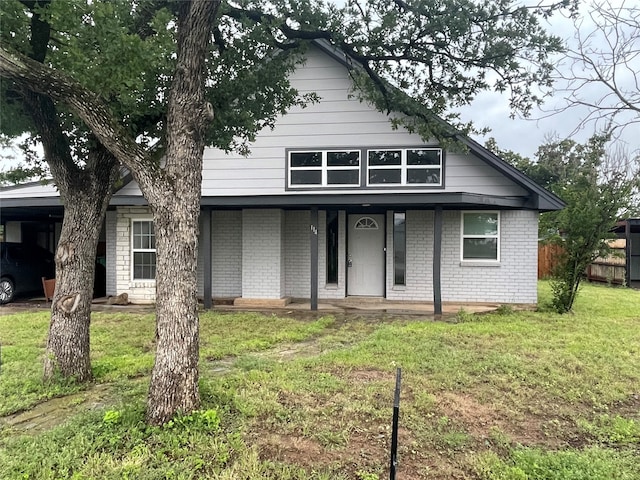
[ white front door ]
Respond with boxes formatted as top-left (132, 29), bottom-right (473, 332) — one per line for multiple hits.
top-left (347, 214), bottom-right (385, 296)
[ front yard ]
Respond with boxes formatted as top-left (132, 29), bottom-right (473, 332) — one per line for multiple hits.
top-left (1, 282), bottom-right (639, 479)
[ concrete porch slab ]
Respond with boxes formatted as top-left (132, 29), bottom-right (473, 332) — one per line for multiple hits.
top-left (233, 297), bottom-right (292, 308)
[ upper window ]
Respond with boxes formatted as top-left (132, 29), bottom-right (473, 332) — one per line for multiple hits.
top-left (461, 212), bottom-right (500, 261)
top-left (287, 147), bottom-right (443, 189)
top-left (368, 148), bottom-right (442, 186)
top-left (289, 150), bottom-right (360, 187)
top-left (132, 220), bottom-right (156, 280)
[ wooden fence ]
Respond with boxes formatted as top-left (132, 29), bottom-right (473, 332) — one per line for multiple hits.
top-left (538, 243), bottom-right (564, 279)
top-left (538, 242), bottom-right (627, 284)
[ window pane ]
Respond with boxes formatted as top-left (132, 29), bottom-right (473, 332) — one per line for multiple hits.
top-left (407, 149), bottom-right (441, 165)
top-left (463, 213), bottom-right (498, 235)
top-left (133, 251), bottom-right (157, 279)
top-left (394, 212), bottom-right (406, 285)
top-left (291, 170), bottom-right (322, 185)
top-left (369, 169), bottom-right (401, 184)
top-left (133, 222), bottom-right (141, 235)
top-left (326, 210), bottom-right (338, 284)
top-left (368, 150), bottom-right (401, 166)
top-left (407, 168), bottom-right (440, 184)
top-left (327, 170), bottom-right (359, 185)
top-left (290, 152), bottom-right (321, 167)
top-left (463, 238), bottom-right (498, 260)
top-left (327, 151), bottom-right (359, 167)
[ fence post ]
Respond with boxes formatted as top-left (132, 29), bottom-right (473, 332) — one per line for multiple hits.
top-left (389, 367), bottom-right (402, 480)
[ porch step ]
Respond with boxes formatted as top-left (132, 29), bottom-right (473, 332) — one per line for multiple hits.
top-left (233, 297), bottom-right (292, 308)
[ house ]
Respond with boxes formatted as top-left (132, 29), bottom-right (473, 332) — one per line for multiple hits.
top-left (0, 41), bottom-right (565, 311)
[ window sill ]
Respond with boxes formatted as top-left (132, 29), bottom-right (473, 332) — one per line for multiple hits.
top-left (324, 283), bottom-right (339, 290)
top-left (459, 261), bottom-right (501, 267)
top-left (392, 285), bottom-right (406, 291)
top-left (130, 280), bottom-right (156, 288)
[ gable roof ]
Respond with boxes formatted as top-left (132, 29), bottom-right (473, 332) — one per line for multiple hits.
top-left (311, 39), bottom-right (565, 212)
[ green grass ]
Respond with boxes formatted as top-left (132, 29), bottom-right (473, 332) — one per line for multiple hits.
top-left (1, 282), bottom-right (639, 479)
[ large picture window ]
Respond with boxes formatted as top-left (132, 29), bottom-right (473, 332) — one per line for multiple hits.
top-left (132, 220), bottom-right (156, 280)
top-left (368, 148), bottom-right (442, 186)
top-left (461, 212), bottom-right (500, 261)
top-left (289, 150), bottom-right (360, 187)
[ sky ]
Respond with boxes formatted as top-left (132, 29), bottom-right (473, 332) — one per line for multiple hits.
top-left (456, 1), bottom-right (639, 159)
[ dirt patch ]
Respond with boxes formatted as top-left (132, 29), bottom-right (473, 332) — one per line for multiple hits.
top-left (250, 423), bottom-right (470, 480)
top-left (342, 368), bottom-right (392, 383)
top-left (436, 391), bottom-right (571, 448)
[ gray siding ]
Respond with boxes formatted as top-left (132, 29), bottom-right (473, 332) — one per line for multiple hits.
top-left (114, 46), bottom-right (528, 200)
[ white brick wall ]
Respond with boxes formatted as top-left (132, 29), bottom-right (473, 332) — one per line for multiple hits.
top-left (242, 209), bottom-right (285, 298)
top-left (384, 209), bottom-right (538, 303)
top-left (114, 206), bottom-right (156, 304)
top-left (112, 205), bottom-right (538, 305)
top-left (105, 210), bottom-right (117, 296)
top-left (318, 210), bottom-right (347, 299)
top-left (285, 210), bottom-right (310, 297)
top-left (440, 210), bottom-right (538, 303)
top-left (386, 210), bottom-right (435, 301)
top-left (212, 210), bottom-right (242, 297)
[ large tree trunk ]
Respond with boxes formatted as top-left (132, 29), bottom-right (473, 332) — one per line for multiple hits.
top-left (146, 198), bottom-right (201, 422)
top-left (145, 0), bottom-right (219, 425)
top-left (43, 144), bottom-right (119, 381)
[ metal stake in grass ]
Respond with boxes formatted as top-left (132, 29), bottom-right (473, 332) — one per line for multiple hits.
top-left (389, 367), bottom-right (401, 480)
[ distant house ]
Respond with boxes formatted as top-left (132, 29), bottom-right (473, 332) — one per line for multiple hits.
top-left (0, 41), bottom-right (564, 310)
top-left (612, 219), bottom-right (640, 289)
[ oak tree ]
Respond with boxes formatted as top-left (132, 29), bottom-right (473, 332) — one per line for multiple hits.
top-left (1, 0), bottom-right (575, 424)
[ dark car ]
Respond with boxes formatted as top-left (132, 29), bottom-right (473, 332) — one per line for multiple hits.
top-left (0, 242), bottom-right (56, 304)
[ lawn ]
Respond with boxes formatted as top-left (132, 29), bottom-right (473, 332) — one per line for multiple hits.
top-left (0, 282), bottom-right (639, 479)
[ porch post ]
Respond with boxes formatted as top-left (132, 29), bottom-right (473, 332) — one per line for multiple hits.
top-left (433, 207), bottom-right (443, 316)
top-left (625, 219), bottom-right (631, 288)
top-left (310, 207), bottom-right (319, 311)
top-left (202, 207), bottom-right (213, 310)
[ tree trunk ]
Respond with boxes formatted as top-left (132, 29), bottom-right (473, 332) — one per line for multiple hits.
top-left (146, 198), bottom-right (201, 422)
top-left (43, 147), bottom-right (119, 382)
top-left (43, 196), bottom-right (101, 381)
top-left (144, 0), bottom-right (219, 425)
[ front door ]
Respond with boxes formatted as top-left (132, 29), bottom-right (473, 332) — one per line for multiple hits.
top-left (347, 214), bottom-right (385, 296)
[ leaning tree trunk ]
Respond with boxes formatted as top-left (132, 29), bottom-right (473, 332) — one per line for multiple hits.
top-left (144, 0), bottom-right (219, 425)
top-left (43, 194), bottom-right (102, 381)
top-left (43, 149), bottom-right (119, 382)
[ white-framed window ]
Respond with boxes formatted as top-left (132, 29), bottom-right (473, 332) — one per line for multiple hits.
top-left (288, 150), bottom-right (360, 187)
top-left (367, 148), bottom-right (442, 186)
top-left (461, 211), bottom-right (500, 261)
top-left (132, 220), bottom-right (156, 280)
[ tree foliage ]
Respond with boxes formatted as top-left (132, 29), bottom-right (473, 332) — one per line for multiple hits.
top-left (489, 135), bottom-right (640, 313)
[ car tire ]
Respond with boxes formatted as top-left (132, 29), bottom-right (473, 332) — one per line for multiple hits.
top-left (0, 277), bottom-right (15, 304)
